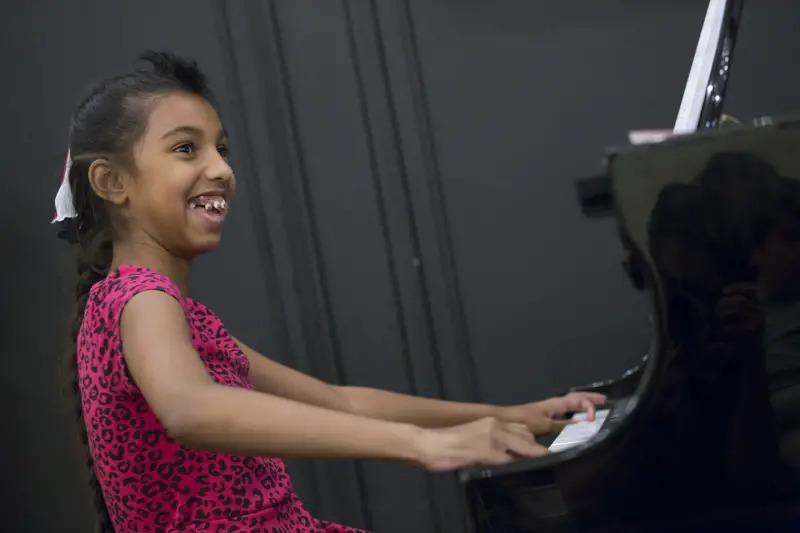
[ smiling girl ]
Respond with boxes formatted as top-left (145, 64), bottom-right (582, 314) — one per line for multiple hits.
top-left (56, 51), bottom-right (603, 533)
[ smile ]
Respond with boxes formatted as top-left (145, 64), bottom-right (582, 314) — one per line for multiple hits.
top-left (188, 195), bottom-right (228, 215)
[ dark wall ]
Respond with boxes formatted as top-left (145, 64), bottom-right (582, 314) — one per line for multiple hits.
top-left (2, 2), bottom-right (798, 533)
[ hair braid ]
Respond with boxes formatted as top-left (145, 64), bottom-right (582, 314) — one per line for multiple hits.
top-left (68, 205), bottom-right (114, 532)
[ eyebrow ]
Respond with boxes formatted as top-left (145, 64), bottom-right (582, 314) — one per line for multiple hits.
top-left (160, 125), bottom-right (228, 141)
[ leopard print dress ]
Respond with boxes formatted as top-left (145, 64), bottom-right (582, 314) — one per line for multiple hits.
top-left (77, 265), bottom-right (368, 533)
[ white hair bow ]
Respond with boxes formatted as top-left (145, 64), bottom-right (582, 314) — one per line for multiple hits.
top-left (52, 149), bottom-right (77, 223)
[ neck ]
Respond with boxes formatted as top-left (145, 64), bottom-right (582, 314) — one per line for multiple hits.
top-left (111, 240), bottom-right (191, 295)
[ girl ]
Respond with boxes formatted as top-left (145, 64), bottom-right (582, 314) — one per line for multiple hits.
top-left (57, 51), bottom-right (604, 533)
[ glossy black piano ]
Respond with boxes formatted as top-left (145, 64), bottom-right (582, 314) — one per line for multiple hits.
top-left (460, 1), bottom-right (800, 531)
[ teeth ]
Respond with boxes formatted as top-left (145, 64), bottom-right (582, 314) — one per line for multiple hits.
top-left (190, 196), bottom-right (227, 213)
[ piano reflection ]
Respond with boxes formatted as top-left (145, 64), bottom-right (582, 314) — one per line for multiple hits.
top-left (460, 1), bottom-right (800, 531)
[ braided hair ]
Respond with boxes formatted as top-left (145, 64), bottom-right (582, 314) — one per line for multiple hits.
top-left (64, 51), bottom-right (214, 532)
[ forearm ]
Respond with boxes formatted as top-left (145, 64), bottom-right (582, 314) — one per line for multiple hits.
top-left (170, 383), bottom-right (423, 462)
top-left (338, 386), bottom-right (503, 427)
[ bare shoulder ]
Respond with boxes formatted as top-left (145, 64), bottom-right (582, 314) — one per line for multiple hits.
top-left (121, 289), bottom-right (188, 338)
top-left (120, 290), bottom-right (213, 414)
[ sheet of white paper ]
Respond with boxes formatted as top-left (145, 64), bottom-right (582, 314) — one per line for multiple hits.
top-left (628, 129), bottom-right (675, 145)
top-left (673, 0), bottom-right (727, 134)
top-left (548, 409), bottom-right (610, 453)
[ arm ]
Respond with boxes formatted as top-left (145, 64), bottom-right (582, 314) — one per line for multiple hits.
top-left (236, 338), bottom-right (604, 431)
top-left (234, 337), bottom-right (350, 412)
top-left (236, 337), bottom-right (500, 426)
top-left (123, 292), bottom-right (544, 468)
top-left (338, 387), bottom-right (605, 432)
top-left (236, 337), bottom-right (503, 426)
top-left (340, 387), bottom-right (500, 427)
top-left (122, 291), bottom-right (420, 462)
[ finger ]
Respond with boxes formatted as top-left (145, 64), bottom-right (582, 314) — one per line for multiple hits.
top-left (482, 450), bottom-right (515, 467)
top-left (568, 391), bottom-right (607, 403)
top-left (584, 392), bottom-right (608, 405)
top-left (721, 283), bottom-right (758, 297)
top-left (504, 422), bottom-right (535, 442)
top-left (715, 312), bottom-right (760, 329)
top-left (715, 296), bottom-right (758, 319)
top-left (715, 323), bottom-right (761, 339)
top-left (562, 395), bottom-right (598, 420)
top-left (497, 430), bottom-right (548, 458)
top-left (715, 295), bottom-right (752, 314)
top-left (548, 418), bottom-right (574, 433)
top-left (506, 444), bottom-right (548, 459)
top-left (508, 440), bottom-right (549, 459)
top-left (579, 397), bottom-right (597, 421)
top-left (714, 313), bottom-right (761, 335)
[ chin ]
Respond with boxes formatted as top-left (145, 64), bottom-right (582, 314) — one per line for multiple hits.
top-left (188, 235), bottom-right (223, 257)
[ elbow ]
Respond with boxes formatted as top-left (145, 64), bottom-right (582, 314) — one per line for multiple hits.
top-left (157, 389), bottom-right (215, 446)
top-left (162, 408), bottom-right (202, 445)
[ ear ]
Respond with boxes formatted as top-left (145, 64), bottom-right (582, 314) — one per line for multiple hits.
top-left (87, 159), bottom-right (128, 206)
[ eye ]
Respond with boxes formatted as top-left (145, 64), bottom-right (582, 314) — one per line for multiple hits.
top-left (174, 142), bottom-right (195, 155)
top-left (217, 144), bottom-right (230, 159)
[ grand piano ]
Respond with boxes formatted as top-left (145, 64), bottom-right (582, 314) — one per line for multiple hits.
top-left (461, 1), bottom-right (800, 531)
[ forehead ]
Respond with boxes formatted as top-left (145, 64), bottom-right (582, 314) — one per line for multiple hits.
top-left (143, 91), bottom-right (224, 138)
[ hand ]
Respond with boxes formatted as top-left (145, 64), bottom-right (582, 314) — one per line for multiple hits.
top-left (413, 417), bottom-right (548, 472)
top-left (499, 391), bottom-right (607, 435)
top-left (691, 283), bottom-right (764, 380)
top-left (710, 283), bottom-right (763, 352)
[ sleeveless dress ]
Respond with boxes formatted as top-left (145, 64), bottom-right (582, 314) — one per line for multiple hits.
top-left (77, 265), bottom-right (368, 533)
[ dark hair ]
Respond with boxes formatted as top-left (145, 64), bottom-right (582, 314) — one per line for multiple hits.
top-left (65, 51), bottom-right (214, 533)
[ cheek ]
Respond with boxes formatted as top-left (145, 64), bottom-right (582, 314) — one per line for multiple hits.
top-left (146, 189), bottom-right (184, 223)
top-left (146, 170), bottom-right (197, 211)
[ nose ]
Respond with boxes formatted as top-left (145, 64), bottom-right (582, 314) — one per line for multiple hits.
top-left (206, 150), bottom-right (234, 185)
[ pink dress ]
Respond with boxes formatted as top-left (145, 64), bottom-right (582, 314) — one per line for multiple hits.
top-left (77, 265), bottom-right (369, 533)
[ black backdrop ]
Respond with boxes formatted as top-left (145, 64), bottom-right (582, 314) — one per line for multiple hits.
top-left (2, 2), bottom-right (798, 532)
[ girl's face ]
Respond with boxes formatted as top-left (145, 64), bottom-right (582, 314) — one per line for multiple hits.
top-left (124, 91), bottom-right (234, 258)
